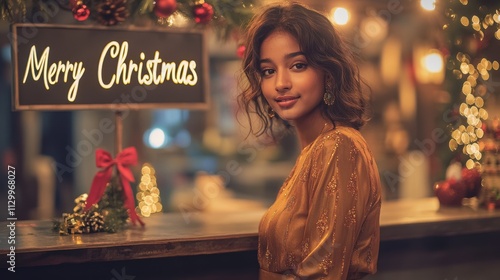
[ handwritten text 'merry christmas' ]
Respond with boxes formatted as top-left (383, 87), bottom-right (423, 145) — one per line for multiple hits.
top-left (22, 41), bottom-right (199, 102)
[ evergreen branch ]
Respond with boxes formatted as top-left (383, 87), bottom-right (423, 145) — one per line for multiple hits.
top-left (0, 0), bottom-right (256, 42)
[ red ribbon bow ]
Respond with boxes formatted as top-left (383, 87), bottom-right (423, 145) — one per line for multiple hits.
top-left (85, 147), bottom-right (144, 226)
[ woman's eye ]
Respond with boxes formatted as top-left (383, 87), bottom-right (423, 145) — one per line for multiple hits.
top-left (261, 69), bottom-right (275, 76)
top-left (292, 63), bottom-right (307, 70)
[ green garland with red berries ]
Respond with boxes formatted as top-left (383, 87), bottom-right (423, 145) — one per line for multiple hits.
top-left (0, 0), bottom-right (256, 40)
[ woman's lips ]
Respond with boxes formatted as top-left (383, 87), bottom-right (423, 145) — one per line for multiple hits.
top-left (275, 96), bottom-right (299, 108)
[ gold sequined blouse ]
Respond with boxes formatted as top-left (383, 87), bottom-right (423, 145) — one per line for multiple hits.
top-left (258, 126), bottom-right (382, 280)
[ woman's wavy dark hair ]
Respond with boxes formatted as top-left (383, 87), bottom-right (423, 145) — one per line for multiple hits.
top-left (237, 1), bottom-right (370, 138)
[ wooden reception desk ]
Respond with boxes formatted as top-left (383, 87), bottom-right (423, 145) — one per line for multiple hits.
top-left (2, 197), bottom-right (500, 279)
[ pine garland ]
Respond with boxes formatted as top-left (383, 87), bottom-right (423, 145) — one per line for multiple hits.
top-left (0, 0), bottom-right (25, 22)
top-left (0, 0), bottom-right (256, 41)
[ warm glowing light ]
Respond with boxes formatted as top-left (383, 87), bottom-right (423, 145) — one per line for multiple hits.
top-left (462, 82), bottom-right (471, 95)
top-left (461, 16), bottom-right (470, 26)
top-left (136, 163), bottom-right (162, 217)
top-left (414, 47), bottom-right (444, 84)
top-left (422, 50), bottom-right (444, 73)
top-left (493, 61), bottom-right (499, 70)
top-left (445, 2), bottom-right (499, 167)
top-left (148, 128), bottom-right (166, 148)
top-left (420, 0), bottom-right (436, 11)
top-left (331, 7), bottom-right (349, 25)
top-left (172, 13), bottom-right (189, 27)
top-left (495, 29), bottom-right (500, 40)
top-left (494, 14), bottom-right (500, 23)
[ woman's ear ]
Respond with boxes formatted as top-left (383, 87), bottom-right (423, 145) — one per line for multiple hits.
top-left (324, 71), bottom-right (332, 83)
top-left (324, 74), bottom-right (333, 91)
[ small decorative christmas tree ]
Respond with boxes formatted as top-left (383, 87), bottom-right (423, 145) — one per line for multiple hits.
top-left (53, 176), bottom-right (129, 234)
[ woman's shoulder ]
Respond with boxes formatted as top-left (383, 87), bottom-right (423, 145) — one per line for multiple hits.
top-left (310, 125), bottom-right (375, 162)
top-left (320, 125), bottom-right (368, 149)
top-left (310, 126), bottom-right (378, 176)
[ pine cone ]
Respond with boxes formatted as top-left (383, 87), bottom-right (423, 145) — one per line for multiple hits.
top-left (63, 212), bottom-right (85, 234)
top-left (97, 0), bottom-right (128, 26)
top-left (82, 211), bottom-right (105, 233)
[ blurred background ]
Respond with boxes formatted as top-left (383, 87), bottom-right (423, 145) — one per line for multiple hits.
top-left (0, 0), bottom-right (499, 220)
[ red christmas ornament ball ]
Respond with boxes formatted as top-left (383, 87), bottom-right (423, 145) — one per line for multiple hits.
top-left (434, 179), bottom-right (467, 207)
top-left (193, 2), bottom-right (214, 24)
top-left (461, 167), bottom-right (482, 198)
top-left (72, 4), bottom-right (90, 21)
top-left (236, 45), bottom-right (246, 59)
top-left (154, 0), bottom-right (177, 18)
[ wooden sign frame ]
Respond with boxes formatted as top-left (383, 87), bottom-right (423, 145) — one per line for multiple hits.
top-left (10, 23), bottom-right (210, 111)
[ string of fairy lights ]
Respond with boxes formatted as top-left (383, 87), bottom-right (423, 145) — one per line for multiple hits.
top-left (448, 56), bottom-right (498, 168)
top-left (444, 0), bottom-right (500, 170)
top-left (327, 0), bottom-right (499, 171)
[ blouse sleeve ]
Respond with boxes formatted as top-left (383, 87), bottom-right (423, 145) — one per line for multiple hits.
top-left (293, 133), bottom-right (381, 280)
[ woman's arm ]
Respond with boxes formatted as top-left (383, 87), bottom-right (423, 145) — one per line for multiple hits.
top-left (293, 133), bottom-right (380, 279)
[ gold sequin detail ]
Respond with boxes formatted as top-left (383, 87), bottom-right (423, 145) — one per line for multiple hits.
top-left (299, 160), bottom-right (311, 182)
top-left (301, 238), bottom-right (310, 258)
top-left (347, 172), bottom-right (358, 199)
top-left (316, 211), bottom-right (329, 236)
top-left (286, 252), bottom-right (297, 269)
top-left (331, 188), bottom-right (340, 251)
top-left (330, 133), bottom-right (342, 158)
top-left (310, 140), bottom-right (325, 179)
top-left (344, 207), bottom-right (356, 228)
top-left (300, 132), bottom-right (329, 182)
top-left (350, 144), bottom-right (359, 161)
top-left (319, 252), bottom-right (334, 274)
top-left (265, 249), bottom-right (272, 266)
top-left (311, 160), bottom-right (319, 179)
top-left (325, 160), bottom-right (339, 196)
top-left (285, 195), bottom-right (296, 211)
top-left (326, 178), bottom-right (338, 196)
top-left (341, 246), bottom-right (347, 276)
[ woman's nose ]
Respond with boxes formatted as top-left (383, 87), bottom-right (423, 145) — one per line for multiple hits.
top-left (275, 70), bottom-right (291, 92)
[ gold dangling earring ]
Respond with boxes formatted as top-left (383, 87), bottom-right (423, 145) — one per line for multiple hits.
top-left (323, 92), bottom-right (335, 105)
top-left (267, 107), bottom-right (275, 118)
top-left (323, 80), bottom-right (335, 106)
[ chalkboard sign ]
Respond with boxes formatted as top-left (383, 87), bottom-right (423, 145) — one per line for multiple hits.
top-left (10, 24), bottom-right (209, 111)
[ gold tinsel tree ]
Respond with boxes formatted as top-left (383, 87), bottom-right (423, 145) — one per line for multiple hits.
top-left (136, 163), bottom-right (163, 217)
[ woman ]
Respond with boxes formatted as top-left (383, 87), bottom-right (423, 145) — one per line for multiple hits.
top-left (238, 2), bottom-right (382, 279)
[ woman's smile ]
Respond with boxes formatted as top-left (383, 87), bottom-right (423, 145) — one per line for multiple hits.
top-left (275, 95), bottom-right (300, 108)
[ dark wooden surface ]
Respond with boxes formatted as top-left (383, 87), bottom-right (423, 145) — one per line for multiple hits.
top-left (379, 197), bottom-right (500, 240)
top-left (2, 197), bottom-right (500, 269)
top-left (0, 210), bottom-right (264, 268)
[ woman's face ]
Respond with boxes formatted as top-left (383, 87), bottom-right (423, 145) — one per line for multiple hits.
top-left (259, 31), bottom-right (325, 125)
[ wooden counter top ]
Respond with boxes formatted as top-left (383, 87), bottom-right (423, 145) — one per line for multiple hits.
top-left (2, 197), bottom-right (500, 267)
top-left (378, 197), bottom-right (500, 240)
